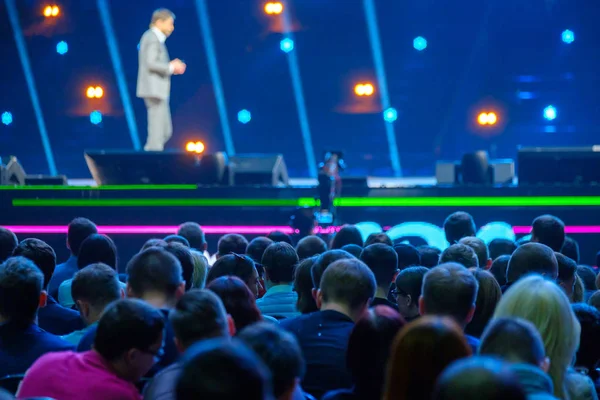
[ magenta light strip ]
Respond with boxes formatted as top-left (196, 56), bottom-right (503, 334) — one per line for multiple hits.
top-left (513, 226), bottom-right (600, 234)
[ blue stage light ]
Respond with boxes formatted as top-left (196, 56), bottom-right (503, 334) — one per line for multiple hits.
top-left (413, 36), bottom-right (427, 51)
top-left (238, 109), bottom-right (251, 124)
top-left (280, 38), bottom-right (294, 53)
top-left (90, 110), bottom-right (102, 125)
top-left (1, 112), bottom-right (13, 126)
top-left (562, 30), bottom-right (574, 44)
top-left (56, 41), bottom-right (68, 55)
top-left (543, 105), bottom-right (557, 121)
top-left (383, 107), bottom-right (398, 123)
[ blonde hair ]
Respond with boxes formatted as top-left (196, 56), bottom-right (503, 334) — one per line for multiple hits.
top-left (190, 250), bottom-right (208, 289)
top-left (150, 8), bottom-right (175, 28)
top-left (493, 275), bottom-right (580, 399)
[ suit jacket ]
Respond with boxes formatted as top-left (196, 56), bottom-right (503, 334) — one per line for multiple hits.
top-left (137, 29), bottom-right (172, 100)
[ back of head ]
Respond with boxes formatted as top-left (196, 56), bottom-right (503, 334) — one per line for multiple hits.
top-left (588, 291), bottom-right (600, 312)
top-left (365, 232), bottom-right (393, 247)
top-left (296, 235), bottom-right (327, 260)
top-left (142, 238), bottom-right (167, 251)
top-left (319, 258), bottom-right (376, 312)
top-left (444, 212), bottom-right (476, 245)
top-left (206, 276), bottom-right (261, 332)
top-left (67, 217), bottom-right (98, 257)
top-left (440, 244), bottom-right (478, 268)
top-left (465, 269), bottom-right (502, 338)
top-left (246, 237), bottom-right (274, 264)
top-left (238, 323), bottom-right (305, 399)
top-left (561, 236), bottom-right (580, 264)
top-left (176, 338), bottom-right (272, 400)
top-left (459, 237), bottom-right (489, 268)
top-left (0, 227), bottom-right (18, 263)
top-left (556, 252), bottom-right (577, 286)
top-left (395, 266), bottom-right (429, 302)
top-left (0, 257), bottom-right (43, 325)
top-left (12, 238), bottom-right (56, 289)
top-left (261, 242), bottom-right (298, 285)
top-left (206, 254), bottom-right (256, 287)
top-left (77, 234), bottom-right (117, 270)
top-left (421, 263), bottom-right (479, 324)
top-left (267, 231), bottom-right (293, 245)
top-left (360, 244), bottom-right (398, 288)
top-left (170, 289), bottom-right (229, 349)
top-left (577, 265), bottom-right (596, 292)
top-left (94, 299), bottom-right (165, 362)
top-left (506, 243), bottom-right (558, 283)
top-left (572, 303), bottom-right (600, 370)
top-left (489, 255), bottom-right (510, 286)
top-left (417, 245), bottom-right (441, 268)
top-left (177, 222), bottom-right (206, 251)
top-left (488, 238), bottom-right (517, 261)
top-left (217, 234), bottom-right (249, 257)
top-left (479, 317), bottom-right (546, 365)
top-left (189, 250), bottom-right (209, 289)
top-left (72, 263), bottom-right (122, 310)
top-left (311, 249), bottom-right (354, 289)
top-left (294, 256), bottom-right (318, 314)
top-left (532, 215), bottom-right (565, 252)
top-left (331, 225), bottom-right (363, 249)
top-left (393, 243), bottom-right (421, 270)
top-left (384, 316), bottom-right (472, 400)
top-left (126, 247), bottom-right (183, 299)
top-left (433, 357), bottom-right (526, 400)
top-left (164, 235), bottom-right (190, 248)
top-left (163, 243), bottom-right (195, 290)
top-left (341, 244), bottom-right (363, 258)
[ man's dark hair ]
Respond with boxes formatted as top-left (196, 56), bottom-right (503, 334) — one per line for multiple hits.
top-left (331, 225), bottom-right (363, 249)
top-left (443, 212), bottom-right (476, 245)
top-left (295, 235), bottom-right (327, 260)
top-left (531, 214), bottom-right (565, 252)
top-left (94, 299), bottom-right (165, 362)
top-left (206, 254), bottom-right (256, 287)
top-left (169, 289), bottom-right (229, 349)
top-left (142, 238), bottom-right (168, 251)
top-left (320, 258), bottom-right (376, 311)
top-left (506, 243), bottom-right (558, 283)
top-left (176, 338), bottom-right (272, 400)
top-left (267, 231), bottom-right (293, 245)
top-left (417, 245), bottom-right (441, 268)
top-left (365, 233), bottom-right (393, 247)
top-left (12, 238), bottom-right (56, 289)
top-left (489, 255), bottom-right (510, 287)
top-left (556, 252), bottom-right (577, 286)
top-left (488, 239), bottom-right (517, 261)
top-left (238, 323), bottom-right (305, 398)
top-left (77, 234), bottom-right (117, 270)
top-left (479, 317), bottom-right (546, 365)
top-left (0, 257), bottom-right (43, 325)
top-left (164, 235), bottom-right (190, 248)
top-left (217, 234), bottom-right (249, 256)
top-left (0, 227), bottom-right (18, 263)
top-left (360, 244), bottom-right (398, 289)
top-left (395, 266), bottom-right (429, 303)
top-left (422, 263), bottom-right (479, 324)
top-left (177, 222), bottom-right (206, 250)
top-left (311, 249), bottom-right (355, 289)
top-left (71, 263), bottom-right (122, 309)
top-left (126, 247), bottom-right (183, 298)
top-left (246, 237), bottom-right (274, 265)
top-left (577, 265), bottom-right (597, 292)
top-left (560, 237), bottom-right (580, 264)
top-left (572, 303), bottom-right (600, 370)
top-left (67, 217), bottom-right (98, 257)
top-left (459, 237), bottom-right (489, 268)
top-left (294, 257), bottom-right (318, 314)
top-left (440, 244), bottom-right (478, 268)
top-left (163, 243), bottom-right (194, 290)
top-left (394, 244), bottom-right (421, 270)
top-left (341, 244), bottom-right (363, 258)
top-left (261, 242), bottom-right (298, 284)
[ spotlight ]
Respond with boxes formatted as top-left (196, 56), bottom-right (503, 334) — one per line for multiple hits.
top-left (238, 109), bottom-right (251, 124)
top-left (543, 105), bottom-right (557, 121)
top-left (185, 141), bottom-right (206, 154)
top-left (1, 112), bottom-right (13, 126)
top-left (477, 112), bottom-right (489, 125)
top-left (43, 5), bottom-right (60, 17)
top-left (354, 83), bottom-right (375, 96)
top-left (562, 29), bottom-right (575, 44)
top-left (90, 111), bottom-right (102, 125)
top-left (51, 5), bottom-right (60, 16)
top-left (487, 112), bottom-right (497, 125)
top-left (56, 41), bottom-right (68, 55)
top-left (383, 107), bottom-right (398, 123)
top-left (86, 86), bottom-right (104, 99)
top-left (413, 36), bottom-right (427, 51)
top-left (477, 112), bottom-right (498, 126)
top-left (280, 38), bottom-right (294, 53)
top-left (264, 2), bottom-right (283, 15)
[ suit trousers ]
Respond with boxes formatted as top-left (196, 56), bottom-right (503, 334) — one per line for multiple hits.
top-left (143, 97), bottom-right (172, 151)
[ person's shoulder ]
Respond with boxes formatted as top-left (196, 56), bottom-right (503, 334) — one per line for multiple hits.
top-left (39, 330), bottom-right (76, 351)
top-left (280, 313), bottom-right (312, 330)
top-left (143, 363), bottom-right (182, 400)
top-left (31, 349), bottom-right (77, 368)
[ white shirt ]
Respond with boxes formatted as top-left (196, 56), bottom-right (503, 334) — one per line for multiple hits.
top-left (151, 27), bottom-right (167, 43)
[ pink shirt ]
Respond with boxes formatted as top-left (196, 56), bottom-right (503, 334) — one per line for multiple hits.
top-left (17, 351), bottom-right (141, 400)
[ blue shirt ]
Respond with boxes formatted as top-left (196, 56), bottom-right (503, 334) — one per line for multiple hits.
top-left (38, 295), bottom-right (84, 336)
top-left (61, 322), bottom-right (98, 346)
top-left (48, 256), bottom-right (78, 300)
top-left (0, 322), bottom-right (75, 376)
top-left (256, 284), bottom-right (299, 319)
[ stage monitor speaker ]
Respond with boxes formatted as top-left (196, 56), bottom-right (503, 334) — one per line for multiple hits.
top-left (228, 154), bottom-right (289, 186)
top-left (25, 175), bottom-right (68, 186)
top-left (518, 146), bottom-right (600, 185)
top-left (436, 162), bottom-right (459, 185)
top-left (84, 150), bottom-right (228, 185)
top-left (0, 156), bottom-right (26, 185)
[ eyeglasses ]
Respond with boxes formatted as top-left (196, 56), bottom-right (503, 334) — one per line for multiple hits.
top-left (140, 346), bottom-right (165, 360)
top-left (390, 286), bottom-right (408, 298)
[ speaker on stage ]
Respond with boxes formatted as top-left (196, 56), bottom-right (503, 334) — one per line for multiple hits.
top-left (228, 154), bottom-right (289, 186)
top-left (518, 146), bottom-right (600, 185)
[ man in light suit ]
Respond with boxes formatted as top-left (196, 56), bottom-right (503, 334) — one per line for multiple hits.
top-left (137, 8), bottom-right (186, 151)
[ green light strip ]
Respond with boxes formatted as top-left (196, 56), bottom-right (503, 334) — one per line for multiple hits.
top-left (12, 198), bottom-right (310, 207)
top-left (0, 185), bottom-right (197, 190)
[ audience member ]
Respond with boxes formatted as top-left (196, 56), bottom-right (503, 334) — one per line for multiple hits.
top-left (443, 212), bottom-right (476, 245)
top-left (207, 276), bottom-right (263, 332)
top-left (246, 236), bottom-right (274, 266)
top-left (417, 245), bottom-right (441, 268)
top-left (18, 299), bottom-right (165, 400)
top-left (310, 249), bottom-right (355, 290)
top-left (296, 235), bottom-right (327, 260)
top-left (217, 234), bottom-right (249, 258)
top-left (504, 243), bottom-right (558, 292)
top-left (163, 235), bottom-right (190, 248)
top-left (440, 244), bottom-right (478, 268)
top-left (459, 236), bottom-right (491, 269)
top-left (577, 265), bottom-right (597, 301)
top-left (561, 236), bottom-right (580, 264)
top-left (589, 290), bottom-right (600, 311)
top-left (281, 258), bottom-right (376, 398)
top-left (383, 316), bottom-right (472, 400)
top-left (294, 257), bottom-right (318, 314)
top-left (189, 250), bottom-right (208, 289)
top-left (393, 266), bottom-right (428, 322)
top-left (465, 268), bottom-right (501, 338)
top-left (531, 215), bottom-right (565, 252)
top-left (360, 244), bottom-right (398, 308)
top-left (0, 227), bottom-right (17, 263)
top-left (364, 232), bottom-right (393, 247)
top-left (0, 257), bottom-right (74, 376)
top-left (341, 244), bottom-right (363, 258)
top-left (572, 303), bottom-right (600, 397)
top-left (489, 255), bottom-right (510, 287)
top-left (206, 254), bottom-right (262, 297)
top-left (142, 238), bottom-right (168, 251)
top-left (556, 253), bottom-right (577, 300)
top-left (488, 238), bottom-right (517, 261)
top-left (176, 222), bottom-right (207, 252)
top-left (393, 243), bottom-right (421, 270)
top-left (162, 242), bottom-right (194, 291)
top-left (257, 242), bottom-right (299, 318)
top-left (47, 217), bottom-right (97, 298)
top-left (268, 231), bottom-right (294, 245)
top-left (330, 225), bottom-right (363, 249)
top-left (572, 274), bottom-right (585, 303)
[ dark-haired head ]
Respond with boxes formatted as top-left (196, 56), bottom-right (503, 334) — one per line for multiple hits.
top-left (572, 303), bottom-right (600, 371)
top-left (394, 243), bottom-right (421, 270)
top-left (506, 242), bottom-right (558, 284)
top-left (77, 234), bottom-right (117, 270)
top-left (67, 217), bottom-right (98, 257)
top-left (206, 276), bottom-right (262, 332)
top-left (294, 257), bottom-right (318, 314)
top-left (164, 235), bottom-right (190, 248)
top-left (556, 253), bottom-right (577, 298)
top-left (141, 238), bottom-right (167, 251)
top-left (443, 212), bottom-right (476, 245)
top-left (311, 249), bottom-right (355, 289)
top-left (0, 256), bottom-right (44, 326)
top-left (217, 234), bottom-right (249, 258)
top-left (531, 214), bottom-right (565, 252)
top-left (72, 263), bottom-right (123, 325)
top-left (577, 265), bottom-right (596, 292)
top-left (163, 243), bottom-right (195, 291)
top-left (206, 254), bottom-right (261, 297)
top-left (488, 238), bottom-right (517, 261)
top-left (459, 237), bottom-right (490, 269)
top-left (465, 269), bottom-right (501, 338)
top-left (261, 242), bottom-right (298, 286)
top-left (331, 225), bottom-right (363, 249)
top-left (360, 244), bottom-right (398, 290)
top-left (12, 238), bottom-right (56, 289)
top-left (417, 245), bottom-right (441, 268)
top-left (0, 227), bottom-right (18, 263)
top-left (295, 235), bottom-right (327, 260)
top-left (489, 255), bottom-right (510, 286)
top-left (177, 222), bottom-right (206, 251)
top-left (365, 232), bottom-right (393, 247)
top-left (440, 244), bottom-right (478, 269)
top-left (560, 236), bottom-right (580, 264)
top-left (394, 266), bottom-right (429, 321)
top-left (267, 231), bottom-right (293, 245)
top-left (341, 244), bottom-right (363, 258)
top-left (246, 237), bottom-right (274, 265)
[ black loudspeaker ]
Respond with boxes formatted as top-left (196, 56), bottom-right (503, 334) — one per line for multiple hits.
top-left (228, 154), bottom-right (289, 186)
top-left (0, 156), bottom-right (26, 185)
top-left (460, 151), bottom-right (492, 184)
top-left (84, 150), bottom-right (228, 185)
top-left (518, 146), bottom-right (600, 185)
